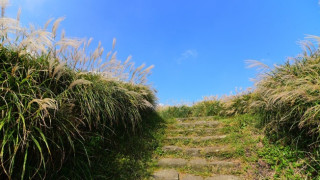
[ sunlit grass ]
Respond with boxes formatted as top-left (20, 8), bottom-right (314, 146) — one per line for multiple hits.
top-left (0, 1), bottom-right (158, 179)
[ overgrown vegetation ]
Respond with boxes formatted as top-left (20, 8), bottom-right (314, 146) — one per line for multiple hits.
top-left (0, 1), bottom-right (162, 179)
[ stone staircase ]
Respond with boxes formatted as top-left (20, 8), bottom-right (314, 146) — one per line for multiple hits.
top-left (151, 116), bottom-right (241, 180)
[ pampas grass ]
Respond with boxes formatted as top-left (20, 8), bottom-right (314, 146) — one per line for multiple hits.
top-left (0, 1), bottom-right (156, 179)
top-left (246, 36), bottom-right (320, 152)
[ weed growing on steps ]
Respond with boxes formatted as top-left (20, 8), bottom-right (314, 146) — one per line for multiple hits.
top-left (159, 106), bottom-right (318, 178)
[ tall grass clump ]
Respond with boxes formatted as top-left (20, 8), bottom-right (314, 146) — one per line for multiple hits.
top-left (221, 89), bottom-right (256, 116)
top-left (157, 105), bottom-right (192, 119)
top-left (0, 1), bottom-right (156, 179)
top-left (191, 96), bottom-right (223, 117)
top-left (251, 37), bottom-right (320, 151)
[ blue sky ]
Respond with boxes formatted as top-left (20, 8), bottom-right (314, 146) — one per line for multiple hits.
top-left (5, 0), bottom-right (320, 104)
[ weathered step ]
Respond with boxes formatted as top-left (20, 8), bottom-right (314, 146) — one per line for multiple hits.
top-left (162, 146), bottom-right (230, 157)
top-left (204, 175), bottom-right (240, 180)
top-left (151, 170), bottom-right (240, 180)
top-left (158, 158), bottom-right (188, 167)
top-left (157, 158), bottom-right (238, 169)
top-left (151, 169), bottom-right (179, 180)
top-left (166, 135), bottom-right (227, 142)
top-left (167, 128), bottom-right (222, 137)
top-left (176, 121), bottom-right (220, 128)
top-left (180, 174), bottom-right (240, 180)
top-left (176, 116), bottom-right (215, 122)
top-left (168, 128), bottom-right (218, 134)
top-left (189, 158), bottom-right (236, 170)
top-left (180, 174), bottom-right (203, 180)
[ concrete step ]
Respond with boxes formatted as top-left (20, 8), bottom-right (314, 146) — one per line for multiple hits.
top-left (167, 128), bottom-right (222, 137)
top-left (151, 169), bottom-right (179, 180)
top-left (157, 158), bottom-right (239, 169)
top-left (204, 175), bottom-right (240, 180)
top-left (176, 116), bottom-right (215, 122)
top-left (151, 169), bottom-right (240, 180)
top-left (165, 135), bottom-right (227, 142)
top-left (168, 128), bottom-right (219, 133)
top-left (180, 174), bottom-right (240, 180)
top-left (162, 146), bottom-right (231, 157)
top-left (176, 121), bottom-right (220, 128)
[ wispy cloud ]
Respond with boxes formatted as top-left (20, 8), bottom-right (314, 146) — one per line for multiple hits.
top-left (25, 0), bottom-right (45, 11)
top-left (12, 0), bottom-right (46, 13)
top-left (177, 49), bottom-right (198, 64)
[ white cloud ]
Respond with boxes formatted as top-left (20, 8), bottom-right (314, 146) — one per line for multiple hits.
top-left (177, 49), bottom-right (198, 64)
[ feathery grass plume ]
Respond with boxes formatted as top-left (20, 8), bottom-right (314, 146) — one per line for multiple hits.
top-left (44, 17), bottom-right (54, 30)
top-left (112, 38), bottom-right (116, 50)
top-left (0, 0), bottom-right (8, 17)
top-left (0, 17), bottom-right (20, 38)
top-left (87, 37), bottom-right (93, 47)
top-left (52, 17), bottom-right (65, 39)
top-left (52, 61), bottom-right (66, 79)
top-left (68, 79), bottom-right (92, 89)
top-left (92, 41), bottom-right (102, 60)
top-left (56, 37), bottom-right (84, 50)
top-left (298, 39), bottom-right (315, 57)
top-left (28, 98), bottom-right (58, 126)
top-left (48, 57), bottom-right (56, 77)
top-left (138, 65), bottom-right (154, 84)
top-left (245, 59), bottom-right (270, 71)
top-left (130, 63), bottom-right (145, 83)
top-left (16, 7), bottom-right (21, 21)
top-left (18, 29), bottom-right (53, 54)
